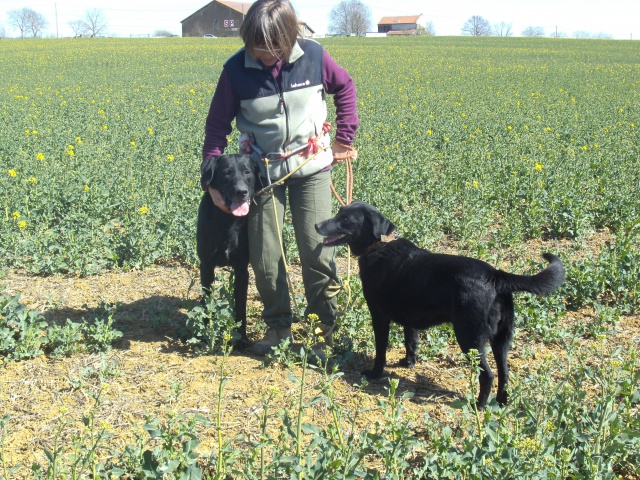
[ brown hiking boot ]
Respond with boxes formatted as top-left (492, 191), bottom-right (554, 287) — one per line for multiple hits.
top-left (249, 327), bottom-right (292, 357)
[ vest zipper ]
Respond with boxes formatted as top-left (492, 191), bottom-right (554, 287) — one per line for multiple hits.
top-left (272, 71), bottom-right (290, 150)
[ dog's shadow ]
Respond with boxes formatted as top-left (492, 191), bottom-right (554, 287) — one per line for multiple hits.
top-left (40, 295), bottom-right (201, 355)
top-left (338, 356), bottom-right (461, 407)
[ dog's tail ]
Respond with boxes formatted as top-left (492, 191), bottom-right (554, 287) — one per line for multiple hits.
top-left (494, 253), bottom-right (565, 296)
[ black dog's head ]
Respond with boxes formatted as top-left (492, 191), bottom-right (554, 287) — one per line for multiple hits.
top-left (200, 154), bottom-right (261, 216)
top-left (315, 201), bottom-right (396, 256)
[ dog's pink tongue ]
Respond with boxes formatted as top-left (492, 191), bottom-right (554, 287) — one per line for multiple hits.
top-left (230, 201), bottom-right (250, 217)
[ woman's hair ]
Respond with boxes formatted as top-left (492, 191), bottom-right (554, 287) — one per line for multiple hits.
top-left (240, 0), bottom-right (300, 60)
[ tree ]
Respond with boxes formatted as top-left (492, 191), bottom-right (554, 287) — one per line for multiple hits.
top-left (26, 9), bottom-right (47, 37)
top-left (153, 29), bottom-right (175, 37)
top-left (8, 8), bottom-right (47, 38)
top-left (461, 16), bottom-right (492, 36)
top-left (522, 26), bottom-right (545, 37)
top-left (493, 21), bottom-right (512, 37)
top-left (328, 0), bottom-right (372, 36)
top-left (593, 32), bottom-right (612, 39)
top-left (82, 8), bottom-right (108, 37)
top-left (416, 21), bottom-right (436, 36)
top-left (68, 19), bottom-right (85, 37)
top-left (550, 30), bottom-right (567, 38)
top-left (573, 30), bottom-right (591, 39)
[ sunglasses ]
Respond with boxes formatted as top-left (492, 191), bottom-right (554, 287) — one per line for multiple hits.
top-left (253, 47), bottom-right (284, 57)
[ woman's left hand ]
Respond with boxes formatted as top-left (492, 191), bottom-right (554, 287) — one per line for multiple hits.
top-left (331, 140), bottom-right (357, 165)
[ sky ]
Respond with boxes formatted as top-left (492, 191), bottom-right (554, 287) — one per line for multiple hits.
top-left (1, 0), bottom-right (638, 40)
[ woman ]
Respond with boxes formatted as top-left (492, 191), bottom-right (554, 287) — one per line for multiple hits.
top-left (201, 0), bottom-right (358, 357)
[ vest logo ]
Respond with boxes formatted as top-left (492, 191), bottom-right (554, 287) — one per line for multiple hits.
top-left (290, 80), bottom-right (311, 89)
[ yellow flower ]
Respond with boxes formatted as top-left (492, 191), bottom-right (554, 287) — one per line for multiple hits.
top-left (18, 221), bottom-right (27, 229)
top-left (28, 177), bottom-right (37, 184)
top-left (534, 163), bottom-right (543, 171)
top-left (473, 181), bottom-right (479, 188)
top-left (507, 125), bottom-right (513, 130)
top-left (8, 169), bottom-right (17, 177)
top-left (103, 125), bottom-right (108, 130)
top-left (147, 127), bottom-right (154, 135)
top-left (12, 211), bottom-right (20, 219)
top-left (36, 153), bottom-right (45, 160)
top-left (139, 205), bottom-right (150, 215)
top-left (427, 129), bottom-right (433, 135)
top-left (84, 185), bottom-right (90, 191)
top-left (130, 141), bottom-right (136, 147)
top-left (166, 154), bottom-right (175, 162)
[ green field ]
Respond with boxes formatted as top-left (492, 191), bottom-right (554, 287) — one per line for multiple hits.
top-left (1, 37), bottom-right (639, 478)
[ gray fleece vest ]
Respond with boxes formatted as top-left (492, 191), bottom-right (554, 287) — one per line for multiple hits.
top-left (224, 39), bottom-right (332, 181)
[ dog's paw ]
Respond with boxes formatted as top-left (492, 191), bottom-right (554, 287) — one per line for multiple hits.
top-left (233, 337), bottom-right (252, 351)
top-left (361, 369), bottom-right (385, 380)
top-left (398, 357), bottom-right (416, 368)
top-left (496, 391), bottom-right (509, 406)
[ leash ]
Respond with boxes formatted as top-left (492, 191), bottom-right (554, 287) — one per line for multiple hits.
top-left (249, 126), bottom-right (358, 323)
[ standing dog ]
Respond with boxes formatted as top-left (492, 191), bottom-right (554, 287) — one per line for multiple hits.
top-left (197, 154), bottom-right (260, 346)
top-left (315, 201), bottom-right (565, 408)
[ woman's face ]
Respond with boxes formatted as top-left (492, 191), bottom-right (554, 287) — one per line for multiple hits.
top-left (251, 45), bottom-right (283, 67)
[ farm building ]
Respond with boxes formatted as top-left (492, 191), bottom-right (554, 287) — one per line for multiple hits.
top-left (377, 15), bottom-right (422, 35)
top-left (181, 0), bottom-right (251, 37)
top-left (181, 0), bottom-right (315, 37)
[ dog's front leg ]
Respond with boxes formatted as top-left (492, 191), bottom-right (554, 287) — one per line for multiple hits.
top-left (233, 266), bottom-right (250, 348)
top-left (361, 307), bottom-right (391, 379)
top-left (399, 326), bottom-right (419, 368)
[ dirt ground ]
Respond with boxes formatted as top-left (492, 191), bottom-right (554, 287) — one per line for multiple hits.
top-left (1, 256), bottom-right (639, 474)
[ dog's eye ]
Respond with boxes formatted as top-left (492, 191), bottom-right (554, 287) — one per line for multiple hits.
top-left (339, 216), bottom-right (351, 226)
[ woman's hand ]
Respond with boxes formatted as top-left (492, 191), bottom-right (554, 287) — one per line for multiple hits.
top-left (208, 187), bottom-right (227, 210)
top-left (331, 140), bottom-right (357, 165)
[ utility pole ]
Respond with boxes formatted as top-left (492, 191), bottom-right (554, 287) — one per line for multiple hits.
top-left (55, 3), bottom-right (59, 38)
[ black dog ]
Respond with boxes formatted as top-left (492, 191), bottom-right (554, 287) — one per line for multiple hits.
top-left (197, 154), bottom-right (260, 346)
top-left (315, 201), bottom-right (565, 408)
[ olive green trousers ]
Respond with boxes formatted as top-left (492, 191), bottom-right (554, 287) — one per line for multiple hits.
top-left (248, 170), bottom-right (339, 328)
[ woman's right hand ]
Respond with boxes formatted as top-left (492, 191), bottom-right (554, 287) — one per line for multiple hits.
top-left (208, 187), bottom-right (227, 211)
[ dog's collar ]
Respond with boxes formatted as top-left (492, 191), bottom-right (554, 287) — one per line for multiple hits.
top-left (360, 233), bottom-right (399, 257)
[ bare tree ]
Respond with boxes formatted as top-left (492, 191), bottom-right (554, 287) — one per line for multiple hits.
top-left (493, 21), bottom-right (512, 37)
top-left (27, 9), bottom-right (47, 37)
top-left (522, 26), bottom-right (545, 37)
top-left (328, 0), bottom-right (372, 36)
top-left (82, 8), bottom-right (108, 37)
top-left (0, 25), bottom-right (5, 39)
top-left (153, 29), bottom-right (175, 37)
top-left (68, 19), bottom-right (86, 37)
top-left (593, 32), bottom-right (613, 39)
top-left (461, 16), bottom-right (492, 36)
top-left (8, 8), bottom-right (31, 38)
top-left (573, 30), bottom-right (591, 39)
top-left (550, 30), bottom-right (567, 38)
top-left (416, 21), bottom-right (436, 36)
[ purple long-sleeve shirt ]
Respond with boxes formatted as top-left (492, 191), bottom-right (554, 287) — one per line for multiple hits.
top-left (202, 48), bottom-right (358, 161)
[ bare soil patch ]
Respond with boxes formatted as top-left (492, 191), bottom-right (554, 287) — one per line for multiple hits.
top-left (1, 249), bottom-right (639, 473)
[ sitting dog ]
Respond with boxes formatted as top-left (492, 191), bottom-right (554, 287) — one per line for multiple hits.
top-left (315, 201), bottom-right (565, 408)
top-left (197, 154), bottom-right (260, 347)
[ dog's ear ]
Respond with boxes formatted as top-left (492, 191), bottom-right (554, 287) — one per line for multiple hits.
top-left (200, 155), bottom-right (219, 187)
top-left (370, 210), bottom-right (396, 239)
